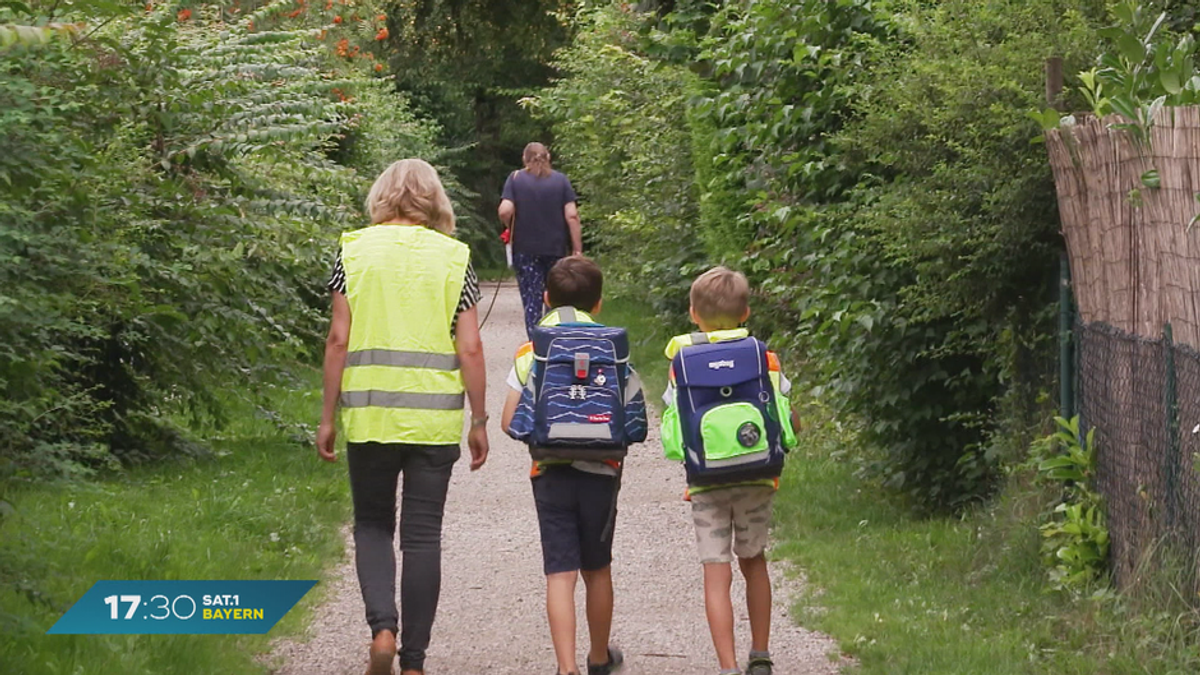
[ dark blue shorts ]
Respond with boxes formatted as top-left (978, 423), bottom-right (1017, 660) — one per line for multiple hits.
top-left (531, 466), bottom-right (619, 575)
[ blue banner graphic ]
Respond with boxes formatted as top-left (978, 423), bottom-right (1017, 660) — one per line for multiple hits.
top-left (46, 580), bottom-right (317, 635)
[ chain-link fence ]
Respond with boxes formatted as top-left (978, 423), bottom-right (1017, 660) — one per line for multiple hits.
top-left (1076, 320), bottom-right (1200, 587)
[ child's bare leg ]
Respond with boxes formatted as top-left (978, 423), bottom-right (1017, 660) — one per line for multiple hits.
top-left (703, 562), bottom-right (738, 670)
top-left (546, 571), bottom-right (579, 674)
top-left (739, 553), bottom-right (771, 653)
top-left (580, 565), bottom-right (613, 666)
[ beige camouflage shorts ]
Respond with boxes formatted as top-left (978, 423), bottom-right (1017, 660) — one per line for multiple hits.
top-left (690, 485), bottom-right (775, 564)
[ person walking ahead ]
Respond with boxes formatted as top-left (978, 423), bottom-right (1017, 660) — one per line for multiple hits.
top-left (317, 159), bottom-right (490, 675)
top-left (498, 142), bottom-right (583, 337)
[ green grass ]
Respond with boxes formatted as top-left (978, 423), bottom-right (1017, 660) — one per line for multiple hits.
top-left (596, 293), bottom-right (672, 402)
top-left (774, 415), bottom-right (1082, 673)
top-left (476, 265), bottom-right (515, 282)
top-left (603, 292), bottom-right (1200, 675)
top-left (0, 370), bottom-right (350, 675)
top-left (774, 411), bottom-right (1200, 674)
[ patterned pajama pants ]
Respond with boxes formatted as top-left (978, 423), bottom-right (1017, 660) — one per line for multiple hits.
top-left (513, 252), bottom-right (562, 338)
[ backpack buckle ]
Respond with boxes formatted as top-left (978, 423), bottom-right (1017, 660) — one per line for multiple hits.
top-left (574, 352), bottom-right (590, 380)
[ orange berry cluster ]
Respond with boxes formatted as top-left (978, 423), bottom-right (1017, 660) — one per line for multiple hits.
top-left (216, 0), bottom-right (391, 78)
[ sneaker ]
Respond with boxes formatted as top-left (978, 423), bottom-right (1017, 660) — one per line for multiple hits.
top-left (365, 630), bottom-right (395, 675)
top-left (587, 646), bottom-right (624, 675)
top-left (745, 656), bottom-right (773, 675)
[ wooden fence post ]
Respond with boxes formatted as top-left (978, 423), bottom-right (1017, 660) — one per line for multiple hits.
top-left (1045, 56), bottom-right (1064, 111)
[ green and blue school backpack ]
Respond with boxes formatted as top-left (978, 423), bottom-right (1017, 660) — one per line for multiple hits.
top-left (671, 337), bottom-right (786, 485)
top-left (507, 320), bottom-right (648, 460)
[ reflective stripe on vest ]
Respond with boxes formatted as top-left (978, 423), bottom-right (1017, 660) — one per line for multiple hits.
top-left (664, 328), bottom-right (750, 360)
top-left (345, 349), bottom-right (461, 370)
top-left (540, 306), bottom-right (595, 326)
top-left (339, 224), bottom-right (470, 444)
top-left (339, 390), bottom-right (465, 410)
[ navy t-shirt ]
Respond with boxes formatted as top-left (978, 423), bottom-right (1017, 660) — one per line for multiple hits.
top-left (501, 169), bottom-right (578, 257)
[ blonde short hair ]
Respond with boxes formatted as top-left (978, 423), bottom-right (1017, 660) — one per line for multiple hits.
top-left (690, 266), bottom-right (750, 329)
top-left (365, 159), bottom-right (455, 234)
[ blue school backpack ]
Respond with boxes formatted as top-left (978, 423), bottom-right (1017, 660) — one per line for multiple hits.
top-left (671, 337), bottom-right (786, 485)
top-left (508, 317), bottom-right (648, 461)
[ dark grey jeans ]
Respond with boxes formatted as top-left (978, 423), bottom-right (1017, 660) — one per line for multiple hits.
top-left (347, 442), bottom-right (460, 672)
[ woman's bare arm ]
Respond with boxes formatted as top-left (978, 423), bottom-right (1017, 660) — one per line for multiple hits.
top-left (499, 199), bottom-right (515, 229)
top-left (455, 305), bottom-right (490, 470)
top-left (564, 201), bottom-right (582, 255)
top-left (317, 292), bottom-right (351, 461)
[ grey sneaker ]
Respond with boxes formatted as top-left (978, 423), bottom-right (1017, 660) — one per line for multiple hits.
top-left (587, 646), bottom-right (624, 675)
top-left (746, 656), bottom-right (773, 675)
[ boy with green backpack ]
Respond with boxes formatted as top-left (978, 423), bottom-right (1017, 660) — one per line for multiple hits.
top-left (661, 266), bottom-right (801, 675)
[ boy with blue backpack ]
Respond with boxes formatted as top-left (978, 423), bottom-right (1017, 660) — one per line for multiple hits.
top-left (502, 256), bottom-right (647, 675)
top-left (661, 266), bottom-right (800, 675)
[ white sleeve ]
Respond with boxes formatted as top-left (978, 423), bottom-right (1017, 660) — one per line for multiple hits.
top-left (505, 366), bottom-right (522, 392)
top-left (779, 372), bottom-right (792, 396)
top-left (625, 369), bottom-right (644, 404)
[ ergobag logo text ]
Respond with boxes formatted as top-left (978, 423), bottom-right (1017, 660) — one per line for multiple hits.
top-left (671, 337), bottom-right (785, 485)
top-left (507, 321), bottom-right (648, 461)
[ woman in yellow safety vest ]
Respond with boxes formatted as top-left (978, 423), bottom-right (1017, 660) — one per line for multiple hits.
top-left (317, 158), bottom-right (490, 675)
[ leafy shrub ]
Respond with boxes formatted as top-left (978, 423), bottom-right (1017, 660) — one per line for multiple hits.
top-left (689, 0), bottom-right (889, 257)
top-left (0, 1), bottom-right (447, 482)
top-left (688, 0), bottom-right (1107, 509)
top-left (1031, 416), bottom-right (1110, 590)
top-left (795, 0), bottom-right (1106, 508)
top-left (536, 0), bottom-right (1114, 509)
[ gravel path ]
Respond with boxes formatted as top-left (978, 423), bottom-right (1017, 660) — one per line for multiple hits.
top-left (270, 282), bottom-right (844, 675)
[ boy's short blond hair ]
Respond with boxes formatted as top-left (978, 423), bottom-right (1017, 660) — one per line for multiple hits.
top-left (690, 266), bottom-right (750, 329)
top-left (365, 158), bottom-right (455, 234)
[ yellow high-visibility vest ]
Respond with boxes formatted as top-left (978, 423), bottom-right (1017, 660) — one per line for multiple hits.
top-left (663, 328), bottom-right (751, 361)
top-left (338, 224), bottom-right (470, 444)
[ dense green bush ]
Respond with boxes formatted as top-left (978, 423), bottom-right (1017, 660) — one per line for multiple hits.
top-left (690, 0), bottom-right (889, 256)
top-left (808, 0), bottom-right (1106, 507)
top-left (0, 1), bottom-right (450, 482)
top-left (539, 0), bottom-right (1113, 509)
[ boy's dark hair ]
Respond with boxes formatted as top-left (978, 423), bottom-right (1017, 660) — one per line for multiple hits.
top-left (546, 256), bottom-right (603, 311)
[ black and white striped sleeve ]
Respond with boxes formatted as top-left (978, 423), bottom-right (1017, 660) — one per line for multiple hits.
top-left (457, 261), bottom-right (482, 313)
top-left (327, 249), bottom-right (346, 295)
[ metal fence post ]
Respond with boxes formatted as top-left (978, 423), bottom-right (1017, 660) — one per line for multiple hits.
top-left (1164, 322), bottom-right (1180, 531)
top-left (1060, 252), bottom-right (1075, 418)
